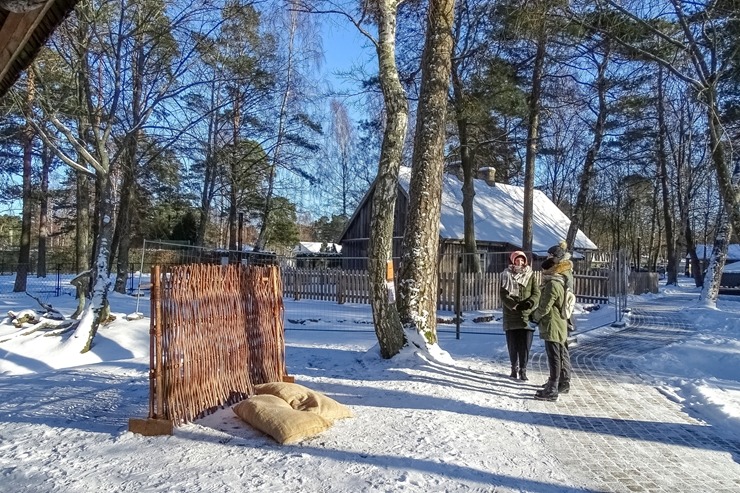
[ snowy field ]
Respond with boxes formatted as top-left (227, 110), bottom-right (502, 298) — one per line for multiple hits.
top-left (0, 274), bottom-right (739, 492)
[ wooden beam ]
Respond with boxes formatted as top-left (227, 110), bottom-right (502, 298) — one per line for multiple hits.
top-left (0, 0), bottom-right (54, 87)
top-left (128, 417), bottom-right (174, 436)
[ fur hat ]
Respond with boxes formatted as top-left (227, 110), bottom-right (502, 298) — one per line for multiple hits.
top-left (547, 240), bottom-right (568, 261)
top-left (509, 250), bottom-right (527, 265)
top-left (541, 257), bottom-right (556, 270)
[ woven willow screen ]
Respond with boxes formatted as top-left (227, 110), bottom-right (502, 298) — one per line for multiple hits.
top-left (149, 263), bottom-right (286, 425)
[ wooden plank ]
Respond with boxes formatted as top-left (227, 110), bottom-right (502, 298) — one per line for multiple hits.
top-left (128, 417), bottom-right (174, 436)
top-left (0, 1), bottom-right (55, 83)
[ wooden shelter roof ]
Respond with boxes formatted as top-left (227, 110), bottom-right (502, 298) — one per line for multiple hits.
top-left (0, 0), bottom-right (77, 97)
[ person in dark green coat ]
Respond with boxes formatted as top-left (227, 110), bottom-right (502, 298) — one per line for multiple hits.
top-left (500, 251), bottom-right (540, 381)
top-left (531, 241), bottom-right (574, 401)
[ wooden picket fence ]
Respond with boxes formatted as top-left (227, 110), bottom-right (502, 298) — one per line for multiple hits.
top-left (282, 267), bottom-right (610, 311)
top-left (130, 263), bottom-right (287, 435)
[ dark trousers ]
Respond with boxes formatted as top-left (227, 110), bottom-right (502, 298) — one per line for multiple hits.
top-left (544, 341), bottom-right (571, 385)
top-left (506, 330), bottom-right (533, 370)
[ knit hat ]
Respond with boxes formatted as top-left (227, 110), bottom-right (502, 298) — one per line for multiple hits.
top-left (509, 250), bottom-right (527, 265)
top-left (547, 240), bottom-right (568, 261)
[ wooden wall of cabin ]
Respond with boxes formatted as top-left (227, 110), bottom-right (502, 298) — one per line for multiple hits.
top-left (340, 186), bottom-right (409, 269)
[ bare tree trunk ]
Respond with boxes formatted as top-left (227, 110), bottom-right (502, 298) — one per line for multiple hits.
top-left (113, 150), bottom-right (135, 293)
top-left (76, 171), bottom-right (115, 353)
top-left (197, 81), bottom-right (219, 247)
top-left (37, 145), bottom-right (51, 278)
top-left (14, 70), bottom-right (35, 293)
top-left (228, 93), bottom-right (241, 251)
top-left (398, 0), bottom-right (456, 345)
top-left (656, 67), bottom-right (678, 285)
top-left (700, 91), bottom-right (736, 302)
top-left (451, 53), bottom-right (479, 273)
top-left (700, 219), bottom-right (731, 304)
top-left (368, 0), bottom-right (408, 359)
top-left (256, 8), bottom-right (298, 252)
top-left (686, 223), bottom-right (702, 287)
top-left (76, 171), bottom-right (91, 273)
top-left (566, 42), bottom-right (609, 250)
top-left (672, 103), bottom-right (693, 285)
top-left (522, 29), bottom-right (546, 252)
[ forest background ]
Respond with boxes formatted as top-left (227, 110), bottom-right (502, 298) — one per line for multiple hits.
top-left (1, 0), bottom-right (739, 355)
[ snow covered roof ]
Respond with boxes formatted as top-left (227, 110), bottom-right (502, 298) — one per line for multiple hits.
top-left (689, 244), bottom-right (740, 261)
top-left (397, 167), bottom-right (598, 255)
top-left (295, 242), bottom-right (342, 254)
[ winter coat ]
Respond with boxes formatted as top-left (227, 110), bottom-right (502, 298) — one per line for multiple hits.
top-left (532, 259), bottom-right (573, 344)
top-left (500, 267), bottom-right (541, 331)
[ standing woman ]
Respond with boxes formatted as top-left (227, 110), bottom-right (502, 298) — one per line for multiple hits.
top-left (500, 251), bottom-right (540, 381)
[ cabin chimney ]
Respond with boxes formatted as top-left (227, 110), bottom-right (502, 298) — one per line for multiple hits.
top-left (477, 167), bottom-right (496, 186)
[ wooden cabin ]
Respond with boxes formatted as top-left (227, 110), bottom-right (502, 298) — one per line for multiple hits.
top-left (339, 166), bottom-right (598, 273)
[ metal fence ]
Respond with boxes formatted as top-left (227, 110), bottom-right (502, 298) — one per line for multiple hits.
top-left (0, 242), bottom-right (633, 329)
top-left (0, 263), bottom-right (142, 298)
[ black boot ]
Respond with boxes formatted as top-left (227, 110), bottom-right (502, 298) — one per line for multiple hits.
top-left (535, 382), bottom-right (559, 401)
top-left (558, 381), bottom-right (570, 394)
top-left (509, 367), bottom-right (518, 379)
top-left (519, 369), bottom-right (528, 381)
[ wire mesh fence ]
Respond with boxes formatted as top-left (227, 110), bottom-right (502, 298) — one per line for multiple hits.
top-left (1, 241), bottom-right (631, 332)
top-left (0, 263), bottom-right (145, 299)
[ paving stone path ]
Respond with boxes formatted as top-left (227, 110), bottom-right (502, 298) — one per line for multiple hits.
top-left (523, 296), bottom-right (740, 492)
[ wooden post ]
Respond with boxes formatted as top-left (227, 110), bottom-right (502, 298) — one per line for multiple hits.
top-left (129, 265), bottom-right (173, 436)
top-left (294, 268), bottom-right (300, 301)
top-left (455, 256), bottom-right (462, 339)
top-left (337, 269), bottom-right (344, 304)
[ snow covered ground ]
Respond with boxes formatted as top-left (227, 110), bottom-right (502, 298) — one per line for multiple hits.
top-left (0, 275), bottom-right (738, 492)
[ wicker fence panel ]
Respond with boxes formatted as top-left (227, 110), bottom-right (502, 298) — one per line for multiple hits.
top-left (151, 263), bottom-right (285, 425)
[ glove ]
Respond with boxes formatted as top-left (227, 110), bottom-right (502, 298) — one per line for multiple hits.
top-left (518, 299), bottom-right (534, 311)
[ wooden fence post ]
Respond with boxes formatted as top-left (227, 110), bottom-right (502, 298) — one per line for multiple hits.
top-left (455, 256), bottom-right (462, 339)
top-left (337, 269), bottom-right (344, 304)
top-left (129, 265), bottom-right (173, 436)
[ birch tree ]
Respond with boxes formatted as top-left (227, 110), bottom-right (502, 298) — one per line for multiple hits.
top-left (397, 0), bottom-right (456, 345)
top-left (297, 0), bottom-right (410, 358)
top-left (366, 0), bottom-right (412, 357)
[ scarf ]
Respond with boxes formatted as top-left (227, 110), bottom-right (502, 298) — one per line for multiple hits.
top-left (501, 264), bottom-right (533, 298)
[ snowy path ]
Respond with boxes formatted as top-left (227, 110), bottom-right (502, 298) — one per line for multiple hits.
top-left (524, 296), bottom-right (740, 492)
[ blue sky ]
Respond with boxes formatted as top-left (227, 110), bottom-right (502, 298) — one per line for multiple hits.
top-left (318, 14), bottom-right (375, 94)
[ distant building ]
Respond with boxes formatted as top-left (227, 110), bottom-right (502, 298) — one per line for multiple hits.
top-left (292, 242), bottom-right (342, 269)
top-left (294, 242), bottom-right (342, 254)
top-left (339, 166), bottom-right (597, 272)
top-left (685, 244), bottom-right (740, 278)
top-left (688, 244), bottom-right (740, 263)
